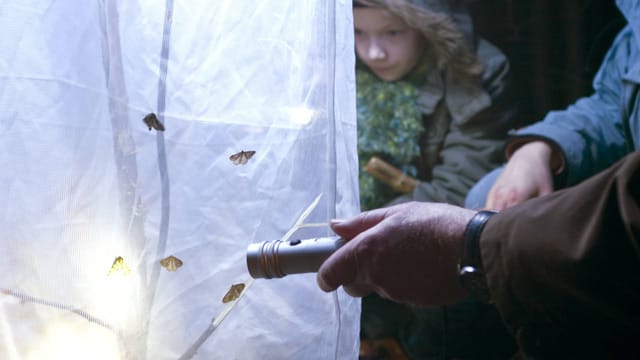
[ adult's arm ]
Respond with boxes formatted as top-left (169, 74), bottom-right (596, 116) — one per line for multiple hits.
top-left (481, 151), bottom-right (640, 357)
top-left (485, 25), bottom-right (635, 209)
top-left (503, 25), bottom-right (634, 187)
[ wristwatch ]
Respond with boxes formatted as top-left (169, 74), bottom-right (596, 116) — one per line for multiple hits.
top-left (458, 210), bottom-right (497, 303)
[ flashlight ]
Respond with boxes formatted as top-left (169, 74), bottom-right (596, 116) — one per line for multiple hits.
top-left (246, 236), bottom-right (345, 279)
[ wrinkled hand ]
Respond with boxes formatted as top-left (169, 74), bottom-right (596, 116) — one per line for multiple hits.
top-left (317, 202), bottom-right (475, 306)
top-left (486, 141), bottom-right (555, 210)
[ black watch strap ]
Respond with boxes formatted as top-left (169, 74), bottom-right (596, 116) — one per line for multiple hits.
top-left (461, 210), bottom-right (496, 269)
top-left (458, 210), bottom-right (497, 302)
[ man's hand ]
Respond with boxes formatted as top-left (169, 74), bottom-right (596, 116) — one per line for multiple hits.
top-left (316, 202), bottom-right (475, 306)
top-left (486, 141), bottom-right (556, 210)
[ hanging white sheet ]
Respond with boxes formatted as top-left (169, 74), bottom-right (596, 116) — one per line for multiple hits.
top-left (0, 0), bottom-right (360, 359)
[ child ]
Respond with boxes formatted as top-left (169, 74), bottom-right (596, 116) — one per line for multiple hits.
top-left (354, 0), bottom-right (517, 210)
top-left (353, 0), bottom-right (519, 358)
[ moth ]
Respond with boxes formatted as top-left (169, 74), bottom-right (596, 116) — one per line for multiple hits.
top-left (159, 255), bottom-right (183, 272)
top-left (222, 283), bottom-right (245, 303)
top-left (229, 150), bottom-right (256, 165)
top-left (108, 256), bottom-right (131, 276)
top-left (143, 113), bottom-right (165, 131)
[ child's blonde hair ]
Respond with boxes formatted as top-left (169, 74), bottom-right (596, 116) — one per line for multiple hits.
top-left (354, 0), bottom-right (483, 78)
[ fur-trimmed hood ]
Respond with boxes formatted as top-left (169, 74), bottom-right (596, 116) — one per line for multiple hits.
top-left (406, 0), bottom-right (476, 50)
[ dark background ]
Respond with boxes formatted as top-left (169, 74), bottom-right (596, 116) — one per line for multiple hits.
top-left (469, 0), bottom-right (625, 127)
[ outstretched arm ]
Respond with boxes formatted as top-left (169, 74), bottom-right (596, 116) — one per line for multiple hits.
top-left (317, 202), bottom-right (475, 306)
top-left (318, 152), bottom-right (640, 356)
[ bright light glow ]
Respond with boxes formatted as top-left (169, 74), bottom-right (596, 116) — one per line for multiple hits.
top-left (20, 252), bottom-right (140, 359)
top-left (97, 265), bottom-right (140, 327)
top-left (25, 321), bottom-right (121, 360)
top-left (288, 106), bottom-right (315, 126)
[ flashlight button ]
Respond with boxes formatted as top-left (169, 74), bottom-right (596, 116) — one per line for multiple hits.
top-left (289, 239), bottom-right (301, 246)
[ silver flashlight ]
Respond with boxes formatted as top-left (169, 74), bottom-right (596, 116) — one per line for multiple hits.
top-left (246, 236), bottom-right (346, 279)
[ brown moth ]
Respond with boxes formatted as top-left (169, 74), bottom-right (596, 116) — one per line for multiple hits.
top-left (160, 255), bottom-right (183, 272)
top-left (222, 283), bottom-right (245, 303)
top-left (229, 150), bottom-right (256, 165)
top-left (108, 256), bottom-right (131, 276)
top-left (143, 113), bottom-right (165, 131)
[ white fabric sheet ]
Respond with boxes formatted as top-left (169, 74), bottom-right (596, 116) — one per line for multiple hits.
top-left (0, 0), bottom-right (360, 358)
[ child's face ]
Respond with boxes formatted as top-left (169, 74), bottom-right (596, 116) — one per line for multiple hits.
top-left (354, 7), bottom-right (425, 81)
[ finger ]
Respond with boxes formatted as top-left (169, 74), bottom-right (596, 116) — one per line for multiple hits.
top-left (321, 207), bottom-right (397, 293)
top-left (503, 188), bottom-right (522, 209)
top-left (538, 178), bottom-right (554, 196)
top-left (341, 283), bottom-right (374, 298)
top-left (486, 185), bottom-right (507, 211)
top-left (330, 208), bottom-right (389, 240)
top-left (485, 187), bottom-right (497, 209)
top-left (317, 243), bottom-right (359, 292)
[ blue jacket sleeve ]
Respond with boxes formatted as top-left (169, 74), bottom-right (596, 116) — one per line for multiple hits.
top-left (511, 26), bottom-right (634, 186)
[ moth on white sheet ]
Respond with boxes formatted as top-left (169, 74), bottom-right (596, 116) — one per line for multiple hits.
top-left (229, 150), bottom-right (256, 165)
top-left (108, 256), bottom-right (131, 276)
top-left (143, 113), bottom-right (165, 131)
top-left (160, 255), bottom-right (183, 272)
top-left (222, 283), bottom-right (245, 303)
